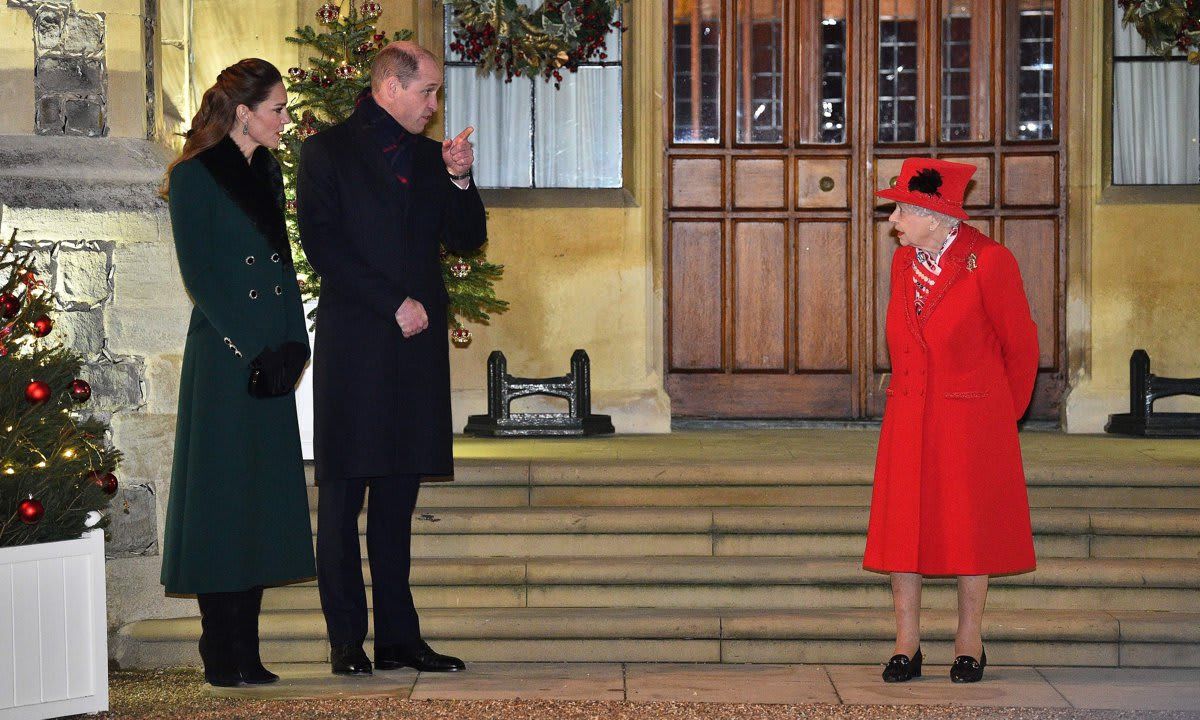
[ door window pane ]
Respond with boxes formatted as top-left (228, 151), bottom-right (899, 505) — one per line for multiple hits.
top-left (1112, 2), bottom-right (1200, 185)
top-left (673, 0), bottom-right (721, 143)
top-left (878, 0), bottom-right (922, 143)
top-left (736, 0), bottom-right (784, 143)
top-left (1006, 0), bottom-right (1054, 140)
top-left (796, 0), bottom-right (848, 144)
top-left (941, 0), bottom-right (990, 142)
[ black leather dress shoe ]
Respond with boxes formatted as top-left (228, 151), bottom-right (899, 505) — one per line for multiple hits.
top-left (950, 645), bottom-right (986, 683)
top-left (881, 647), bottom-right (922, 683)
top-left (376, 640), bottom-right (465, 672)
top-left (331, 644), bottom-right (373, 676)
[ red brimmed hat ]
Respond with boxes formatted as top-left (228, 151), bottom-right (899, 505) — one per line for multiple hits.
top-left (876, 157), bottom-right (976, 220)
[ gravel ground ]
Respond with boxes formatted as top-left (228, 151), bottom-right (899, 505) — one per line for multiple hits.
top-left (64, 669), bottom-right (1200, 720)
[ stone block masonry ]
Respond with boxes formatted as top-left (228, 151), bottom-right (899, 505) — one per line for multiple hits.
top-left (9, 0), bottom-right (108, 136)
top-left (0, 136), bottom-right (192, 635)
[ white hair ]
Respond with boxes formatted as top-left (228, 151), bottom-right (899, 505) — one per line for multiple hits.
top-left (898, 202), bottom-right (961, 230)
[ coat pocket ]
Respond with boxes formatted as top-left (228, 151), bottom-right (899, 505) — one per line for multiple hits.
top-left (943, 390), bottom-right (989, 400)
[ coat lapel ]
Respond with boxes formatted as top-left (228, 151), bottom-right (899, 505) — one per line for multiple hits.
top-left (916, 224), bottom-right (981, 328)
top-left (195, 136), bottom-right (290, 258)
top-left (895, 246), bottom-right (925, 348)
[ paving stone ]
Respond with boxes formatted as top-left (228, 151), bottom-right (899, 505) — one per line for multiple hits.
top-left (1039, 667), bottom-right (1200, 711)
top-left (410, 662), bottom-right (624, 701)
top-left (207, 662), bottom-right (416, 701)
top-left (826, 665), bottom-right (1070, 707)
top-left (625, 663), bottom-right (839, 704)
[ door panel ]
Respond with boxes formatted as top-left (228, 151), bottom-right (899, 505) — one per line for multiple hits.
top-left (733, 157), bottom-right (787, 208)
top-left (1000, 217), bottom-right (1059, 370)
top-left (669, 221), bottom-right (725, 371)
top-left (796, 221), bottom-right (852, 371)
top-left (733, 222), bottom-right (788, 371)
top-left (670, 157), bottom-right (725, 208)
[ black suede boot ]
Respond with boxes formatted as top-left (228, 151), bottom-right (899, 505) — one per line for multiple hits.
top-left (235, 587), bottom-right (279, 684)
top-left (196, 593), bottom-right (242, 687)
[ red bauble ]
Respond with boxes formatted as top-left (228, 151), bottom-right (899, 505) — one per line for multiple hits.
top-left (18, 497), bottom-right (44, 524)
top-left (32, 315), bottom-right (53, 337)
top-left (316, 2), bottom-right (338, 23)
top-left (25, 380), bottom-right (51, 404)
top-left (69, 379), bottom-right (92, 403)
top-left (89, 470), bottom-right (118, 495)
top-left (0, 293), bottom-right (19, 318)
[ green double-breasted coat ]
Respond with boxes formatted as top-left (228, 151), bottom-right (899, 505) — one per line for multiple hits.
top-left (160, 142), bottom-right (315, 595)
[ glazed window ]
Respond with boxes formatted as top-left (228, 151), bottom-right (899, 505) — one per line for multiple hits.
top-left (443, 4), bottom-right (623, 188)
top-left (1111, 1), bottom-right (1200, 185)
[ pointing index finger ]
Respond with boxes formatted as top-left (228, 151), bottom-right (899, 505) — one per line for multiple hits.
top-left (454, 126), bottom-right (475, 144)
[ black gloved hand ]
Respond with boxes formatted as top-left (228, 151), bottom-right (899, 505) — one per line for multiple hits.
top-left (280, 341), bottom-right (311, 388)
top-left (249, 342), bottom-right (308, 398)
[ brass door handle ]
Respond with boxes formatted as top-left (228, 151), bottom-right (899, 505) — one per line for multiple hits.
top-left (819, 176), bottom-right (835, 192)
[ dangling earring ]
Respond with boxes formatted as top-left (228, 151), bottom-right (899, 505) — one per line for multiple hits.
top-left (242, 120), bottom-right (249, 136)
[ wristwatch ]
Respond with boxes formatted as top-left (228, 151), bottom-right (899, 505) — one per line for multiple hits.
top-left (448, 168), bottom-right (472, 181)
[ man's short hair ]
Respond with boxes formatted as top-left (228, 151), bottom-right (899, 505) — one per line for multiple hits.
top-left (371, 44), bottom-right (436, 90)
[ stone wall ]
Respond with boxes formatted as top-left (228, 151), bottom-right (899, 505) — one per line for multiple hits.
top-left (0, 134), bottom-right (196, 634)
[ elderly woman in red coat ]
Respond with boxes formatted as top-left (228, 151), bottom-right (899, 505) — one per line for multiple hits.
top-left (863, 157), bottom-right (1039, 684)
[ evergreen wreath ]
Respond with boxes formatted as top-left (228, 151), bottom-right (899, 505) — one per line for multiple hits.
top-left (1118, 0), bottom-right (1200, 63)
top-left (447, 0), bottom-right (625, 87)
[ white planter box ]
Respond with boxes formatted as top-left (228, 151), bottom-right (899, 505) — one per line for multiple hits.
top-left (0, 530), bottom-right (108, 720)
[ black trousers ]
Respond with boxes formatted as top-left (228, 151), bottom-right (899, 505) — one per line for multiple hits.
top-left (316, 474), bottom-right (421, 648)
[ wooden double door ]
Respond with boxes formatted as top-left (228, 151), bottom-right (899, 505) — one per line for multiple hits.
top-left (665, 0), bottom-right (1066, 419)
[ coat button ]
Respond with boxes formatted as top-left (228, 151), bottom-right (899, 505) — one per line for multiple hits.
top-left (223, 337), bottom-right (232, 346)
top-left (274, 286), bottom-right (283, 295)
top-left (249, 289), bottom-right (259, 299)
top-left (271, 253), bottom-right (281, 263)
top-left (245, 256), bottom-right (255, 265)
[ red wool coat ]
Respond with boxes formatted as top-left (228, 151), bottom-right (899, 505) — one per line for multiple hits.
top-left (863, 224), bottom-right (1039, 577)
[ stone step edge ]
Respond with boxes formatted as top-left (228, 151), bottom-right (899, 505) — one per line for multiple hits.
top-left (308, 507), bottom-right (1200, 537)
top-left (121, 607), bottom-right (1200, 644)
top-left (304, 466), bottom-right (1200, 488)
top-left (272, 556), bottom-right (1200, 589)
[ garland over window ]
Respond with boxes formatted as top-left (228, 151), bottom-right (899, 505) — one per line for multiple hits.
top-left (1118, 0), bottom-right (1200, 63)
top-left (447, 0), bottom-right (625, 86)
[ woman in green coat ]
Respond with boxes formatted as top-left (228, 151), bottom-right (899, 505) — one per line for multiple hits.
top-left (160, 58), bottom-right (315, 687)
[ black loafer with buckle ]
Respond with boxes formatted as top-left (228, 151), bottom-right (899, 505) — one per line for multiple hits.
top-left (950, 645), bottom-right (987, 683)
top-left (881, 647), bottom-right (923, 683)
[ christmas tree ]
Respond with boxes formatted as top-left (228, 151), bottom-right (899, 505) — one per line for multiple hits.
top-left (278, 0), bottom-right (508, 344)
top-left (0, 232), bottom-right (121, 547)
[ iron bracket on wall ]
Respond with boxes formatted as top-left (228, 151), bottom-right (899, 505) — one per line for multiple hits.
top-left (464, 349), bottom-right (614, 437)
top-left (1106, 349), bottom-right (1200, 438)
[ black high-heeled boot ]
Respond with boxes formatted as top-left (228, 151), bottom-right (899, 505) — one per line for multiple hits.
top-left (196, 593), bottom-right (242, 688)
top-left (235, 587), bottom-right (279, 684)
top-left (950, 644), bottom-right (987, 683)
top-left (882, 647), bottom-right (923, 683)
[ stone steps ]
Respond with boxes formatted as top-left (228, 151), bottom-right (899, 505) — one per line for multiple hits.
top-left (320, 506), bottom-right (1199, 560)
top-left (114, 446), bottom-right (1200, 669)
top-left (115, 607), bottom-right (1200, 668)
top-left (261, 556), bottom-right (1200, 613)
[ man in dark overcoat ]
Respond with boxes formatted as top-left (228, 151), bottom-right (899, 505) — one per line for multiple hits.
top-left (296, 40), bottom-right (486, 676)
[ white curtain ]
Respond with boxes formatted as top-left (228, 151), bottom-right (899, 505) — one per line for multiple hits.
top-left (1112, 12), bottom-right (1200, 185)
top-left (444, 67), bottom-right (533, 188)
top-left (534, 67), bottom-right (623, 187)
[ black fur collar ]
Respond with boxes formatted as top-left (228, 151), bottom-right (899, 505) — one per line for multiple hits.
top-left (196, 136), bottom-right (292, 263)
